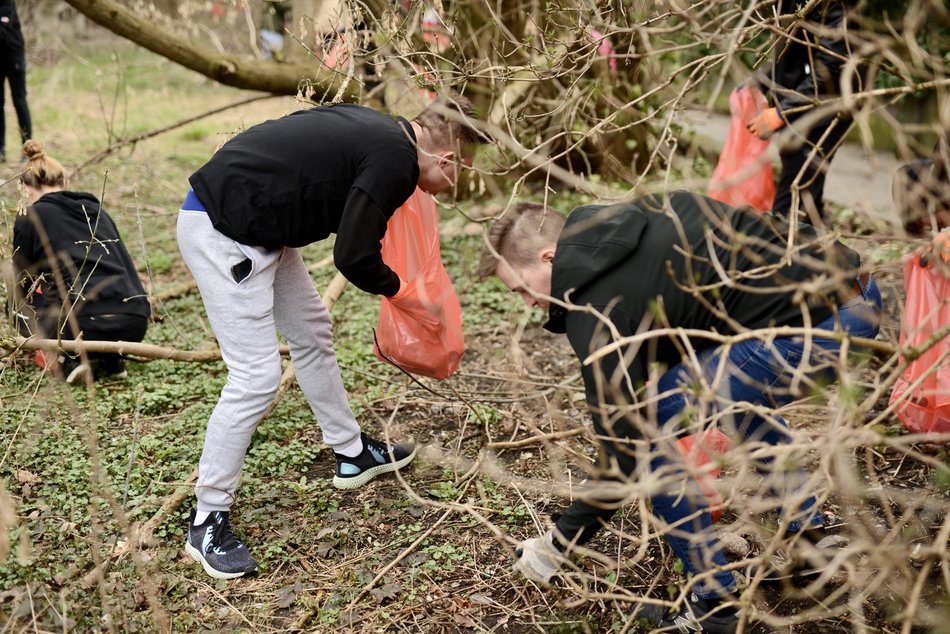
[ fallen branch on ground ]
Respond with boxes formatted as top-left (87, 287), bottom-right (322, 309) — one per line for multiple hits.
top-left (2, 336), bottom-right (289, 362)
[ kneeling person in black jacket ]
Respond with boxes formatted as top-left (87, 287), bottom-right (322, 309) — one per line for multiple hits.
top-left (478, 191), bottom-right (882, 633)
top-left (13, 140), bottom-right (150, 383)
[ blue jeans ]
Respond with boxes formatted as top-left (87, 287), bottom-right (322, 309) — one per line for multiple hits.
top-left (648, 277), bottom-right (882, 598)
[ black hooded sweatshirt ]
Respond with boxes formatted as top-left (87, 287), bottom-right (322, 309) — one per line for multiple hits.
top-left (543, 191), bottom-right (860, 545)
top-left (765, 0), bottom-right (860, 121)
top-left (13, 191), bottom-right (151, 330)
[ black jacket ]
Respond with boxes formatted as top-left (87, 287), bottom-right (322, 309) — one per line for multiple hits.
top-left (765, 0), bottom-right (858, 120)
top-left (13, 191), bottom-right (151, 327)
top-left (189, 104), bottom-right (420, 297)
top-left (0, 0), bottom-right (23, 55)
top-left (545, 191), bottom-right (860, 544)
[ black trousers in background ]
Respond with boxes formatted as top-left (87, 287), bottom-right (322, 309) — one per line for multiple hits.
top-left (16, 304), bottom-right (148, 367)
top-left (772, 114), bottom-right (851, 222)
top-left (0, 48), bottom-right (32, 158)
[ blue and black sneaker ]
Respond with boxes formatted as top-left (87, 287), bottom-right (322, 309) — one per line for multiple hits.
top-left (638, 593), bottom-right (739, 633)
top-left (185, 510), bottom-right (257, 580)
top-left (332, 433), bottom-right (416, 490)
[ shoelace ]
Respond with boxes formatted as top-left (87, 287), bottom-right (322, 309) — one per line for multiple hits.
top-left (363, 437), bottom-right (392, 463)
top-left (210, 515), bottom-right (241, 552)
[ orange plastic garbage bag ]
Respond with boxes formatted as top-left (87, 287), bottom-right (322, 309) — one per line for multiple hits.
top-left (373, 187), bottom-right (465, 379)
top-left (708, 85), bottom-right (775, 212)
top-left (676, 428), bottom-right (733, 522)
top-left (889, 254), bottom-right (950, 436)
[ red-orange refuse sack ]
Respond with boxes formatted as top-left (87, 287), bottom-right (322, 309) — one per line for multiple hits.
top-left (373, 187), bottom-right (464, 379)
top-left (707, 85), bottom-right (775, 212)
top-left (889, 254), bottom-right (950, 436)
top-left (676, 428), bottom-right (733, 522)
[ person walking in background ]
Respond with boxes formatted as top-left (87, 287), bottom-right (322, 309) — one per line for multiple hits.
top-left (746, 0), bottom-right (861, 222)
top-left (178, 94), bottom-right (483, 580)
top-left (479, 192), bottom-right (881, 633)
top-left (0, 0), bottom-right (31, 162)
top-left (12, 141), bottom-right (151, 383)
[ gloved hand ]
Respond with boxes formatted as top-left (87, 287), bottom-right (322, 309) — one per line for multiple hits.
top-left (514, 531), bottom-right (562, 584)
top-left (919, 230), bottom-right (950, 275)
top-left (746, 107), bottom-right (784, 139)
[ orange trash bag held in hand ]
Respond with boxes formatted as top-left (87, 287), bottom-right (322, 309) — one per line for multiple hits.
top-left (889, 254), bottom-right (950, 436)
top-left (373, 187), bottom-right (465, 379)
top-left (707, 85), bottom-right (775, 212)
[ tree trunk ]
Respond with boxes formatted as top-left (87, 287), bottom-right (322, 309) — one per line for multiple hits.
top-left (62, 0), bottom-right (360, 98)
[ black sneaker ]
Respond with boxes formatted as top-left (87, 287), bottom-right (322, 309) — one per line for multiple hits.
top-left (332, 433), bottom-right (416, 490)
top-left (184, 510), bottom-right (258, 579)
top-left (638, 593), bottom-right (739, 633)
top-left (95, 356), bottom-right (128, 379)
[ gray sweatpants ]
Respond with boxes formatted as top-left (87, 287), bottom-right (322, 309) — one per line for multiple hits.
top-left (177, 210), bottom-right (362, 512)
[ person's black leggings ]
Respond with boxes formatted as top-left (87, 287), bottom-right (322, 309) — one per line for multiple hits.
top-left (773, 114), bottom-right (851, 222)
top-left (18, 306), bottom-right (148, 368)
top-left (0, 48), bottom-right (32, 158)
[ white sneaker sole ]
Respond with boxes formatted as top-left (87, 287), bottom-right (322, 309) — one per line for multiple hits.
top-left (65, 364), bottom-right (91, 385)
top-left (332, 448), bottom-right (417, 490)
top-left (184, 542), bottom-right (250, 580)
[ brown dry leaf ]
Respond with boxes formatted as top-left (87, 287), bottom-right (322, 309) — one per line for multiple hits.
top-left (369, 582), bottom-right (401, 603)
top-left (14, 470), bottom-right (40, 484)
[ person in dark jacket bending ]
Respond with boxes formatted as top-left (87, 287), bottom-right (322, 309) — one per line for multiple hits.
top-left (0, 0), bottom-right (31, 162)
top-left (177, 95), bottom-right (483, 580)
top-left (12, 140), bottom-right (150, 382)
top-left (746, 0), bottom-right (861, 221)
top-left (478, 191), bottom-right (881, 633)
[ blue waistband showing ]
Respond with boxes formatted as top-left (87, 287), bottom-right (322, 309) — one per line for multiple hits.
top-left (181, 188), bottom-right (207, 212)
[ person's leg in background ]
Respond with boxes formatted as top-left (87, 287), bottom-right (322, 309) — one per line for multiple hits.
top-left (772, 114), bottom-right (852, 222)
top-left (0, 61), bottom-right (9, 161)
top-left (177, 209), bottom-right (284, 579)
top-left (8, 49), bottom-right (31, 147)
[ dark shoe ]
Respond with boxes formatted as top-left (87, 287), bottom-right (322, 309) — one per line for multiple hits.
top-left (332, 432), bottom-right (416, 490)
top-left (95, 356), bottom-right (128, 379)
top-left (638, 593), bottom-right (739, 633)
top-left (185, 510), bottom-right (257, 579)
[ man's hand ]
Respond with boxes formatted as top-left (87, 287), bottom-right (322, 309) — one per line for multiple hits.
top-left (514, 531), bottom-right (562, 584)
top-left (391, 277), bottom-right (410, 301)
top-left (746, 107), bottom-right (784, 139)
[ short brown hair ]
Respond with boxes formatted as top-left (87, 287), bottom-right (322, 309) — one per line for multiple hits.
top-left (19, 140), bottom-right (68, 190)
top-left (477, 202), bottom-right (566, 279)
top-left (412, 92), bottom-right (484, 155)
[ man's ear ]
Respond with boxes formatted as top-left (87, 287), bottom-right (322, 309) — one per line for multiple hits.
top-left (438, 151), bottom-right (455, 166)
top-left (539, 247), bottom-right (556, 264)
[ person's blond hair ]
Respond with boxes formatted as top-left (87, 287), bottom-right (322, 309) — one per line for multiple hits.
top-left (19, 140), bottom-right (68, 190)
top-left (477, 203), bottom-right (565, 279)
